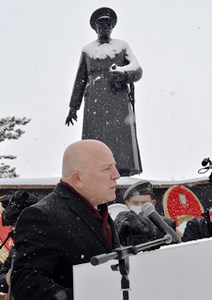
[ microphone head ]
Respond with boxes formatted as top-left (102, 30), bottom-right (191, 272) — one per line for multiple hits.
top-left (141, 202), bottom-right (155, 217)
top-left (202, 158), bottom-right (210, 167)
top-left (90, 256), bottom-right (98, 266)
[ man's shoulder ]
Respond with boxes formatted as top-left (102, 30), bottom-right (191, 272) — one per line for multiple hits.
top-left (32, 183), bottom-right (75, 211)
top-left (34, 183), bottom-right (89, 218)
top-left (188, 216), bottom-right (206, 227)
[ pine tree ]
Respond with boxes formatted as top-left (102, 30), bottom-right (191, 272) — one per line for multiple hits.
top-left (0, 116), bottom-right (31, 178)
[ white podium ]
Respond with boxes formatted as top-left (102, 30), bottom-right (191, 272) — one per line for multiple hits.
top-left (73, 238), bottom-right (212, 300)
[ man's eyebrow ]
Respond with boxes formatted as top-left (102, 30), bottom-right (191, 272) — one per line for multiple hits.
top-left (101, 163), bottom-right (112, 167)
top-left (101, 162), bottom-right (116, 168)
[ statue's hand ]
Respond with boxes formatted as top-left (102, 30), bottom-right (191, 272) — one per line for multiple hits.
top-left (109, 71), bottom-right (128, 90)
top-left (65, 107), bottom-right (78, 126)
top-left (109, 71), bottom-right (128, 84)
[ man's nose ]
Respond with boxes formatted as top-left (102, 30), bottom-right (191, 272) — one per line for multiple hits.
top-left (112, 167), bottom-right (120, 180)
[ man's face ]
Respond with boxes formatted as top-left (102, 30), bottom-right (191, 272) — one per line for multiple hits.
top-left (80, 149), bottom-right (120, 206)
top-left (126, 194), bottom-right (156, 209)
top-left (96, 17), bottom-right (113, 39)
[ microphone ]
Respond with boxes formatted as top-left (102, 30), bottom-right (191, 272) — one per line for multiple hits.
top-left (201, 157), bottom-right (212, 167)
top-left (141, 202), bottom-right (180, 243)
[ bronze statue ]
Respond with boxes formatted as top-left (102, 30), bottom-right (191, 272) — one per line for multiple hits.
top-left (65, 7), bottom-right (143, 176)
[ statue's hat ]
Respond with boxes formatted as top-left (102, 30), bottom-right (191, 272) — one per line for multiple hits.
top-left (90, 7), bottom-right (117, 31)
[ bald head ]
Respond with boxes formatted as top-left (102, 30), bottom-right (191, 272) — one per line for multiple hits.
top-left (62, 139), bottom-right (112, 179)
top-left (61, 139), bottom-right (120, 205)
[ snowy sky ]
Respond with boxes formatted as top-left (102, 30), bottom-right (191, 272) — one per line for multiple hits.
top-left (1, 0), bottom-right (212, 181)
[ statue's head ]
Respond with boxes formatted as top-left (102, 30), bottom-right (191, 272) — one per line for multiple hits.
top-left (90, 7), bottom-right (117, 32)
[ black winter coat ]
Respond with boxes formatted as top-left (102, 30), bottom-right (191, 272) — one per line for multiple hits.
top-left (11, 183), bottom-right (120, 300)
top-left (182, 211), bottom-right (212, 242)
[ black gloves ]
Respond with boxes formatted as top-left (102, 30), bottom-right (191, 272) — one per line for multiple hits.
top-left (114, 211), bottom-right (156, 247)
top-left (65, 107), bottom-right (78, 126)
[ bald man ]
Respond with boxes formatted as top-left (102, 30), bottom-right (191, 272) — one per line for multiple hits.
top-left (11, 140), bottom-right (120, 300)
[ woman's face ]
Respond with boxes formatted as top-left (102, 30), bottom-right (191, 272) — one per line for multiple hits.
top-left (96, 17), bottom-right (113, 41)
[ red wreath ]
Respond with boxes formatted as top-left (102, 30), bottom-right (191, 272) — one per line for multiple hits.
top-left (163, 185), bottom-right (204, 227)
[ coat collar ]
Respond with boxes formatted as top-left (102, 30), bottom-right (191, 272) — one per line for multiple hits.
top-left (53, 183), bottom-right (117, 251)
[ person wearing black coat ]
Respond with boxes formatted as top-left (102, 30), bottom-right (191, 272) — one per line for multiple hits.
top-left (11, 140), bottom-right (120, 300)
top-left (0, 190), bottom-right (38, 295)
top-left (182, 208), bottom-right (212, 242)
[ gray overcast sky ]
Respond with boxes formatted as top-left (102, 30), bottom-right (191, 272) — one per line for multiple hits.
top-left (1, 0), bottom-right (212, 180)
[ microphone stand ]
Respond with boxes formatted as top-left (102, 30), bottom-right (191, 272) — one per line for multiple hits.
top-left (90, 234), bottom-right (172, 300)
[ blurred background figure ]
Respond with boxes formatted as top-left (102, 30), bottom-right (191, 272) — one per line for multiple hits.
top-left (65, 7), bottom-right (143, 176)
top-left (182, 207), bottom-right (212, 242)
top-left (114, 181), bottom-right (177, 247)
top-left (0, 191), bottom-right (38, 298)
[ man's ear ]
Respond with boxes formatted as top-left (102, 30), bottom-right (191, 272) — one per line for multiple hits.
top-left (151, 199), bottom-right (157, 206)
top-left (71, 171), bottom-right (83, 188)
top-left (124, 200), bottom-right (130, 208)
